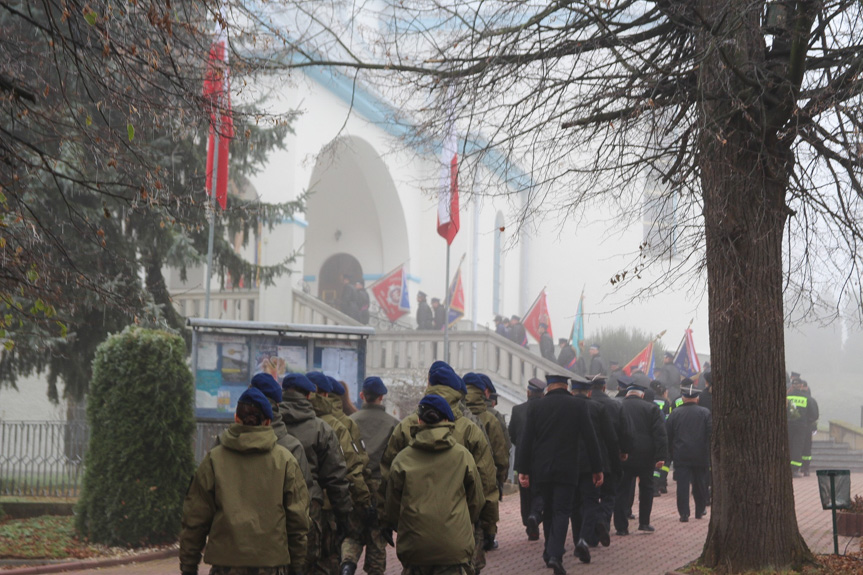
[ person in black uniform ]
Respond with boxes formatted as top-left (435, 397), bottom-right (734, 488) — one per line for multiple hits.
top-left (589, 375), bottom-right (632, 538)
top-left (649, 380), bottom-right (673, 497)
top-left (698, 370), bottom-right (713, 411)
top-left (516, 374), bottom-right (604, 575)
top-left (509, 377), bottom-right (546, 541)
top-left (587, 344), bottom-right (607, 378)
top-left (416, 291), bottom-right (433, 329)
top-left (787, 379), bottom-right (811, 477)
top-left (613, 383), bottom-right (667, 535)
top-left (539, 323), bottom-right (556, 362)
top-left (557, 339), bottom-right (578, 372)
top-left (509, 315), bottom-right (528, 347)
top-left (666, 383), bottom-right (712, 521)
top-left (431, 297), bottom-right (445, 330)
top-left (569, 377), bottom-right (620, 564)
top-left (801, 381), bottom-right (819, 476)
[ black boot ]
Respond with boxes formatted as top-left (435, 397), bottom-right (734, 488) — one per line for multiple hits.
top-left (339, 561), bottom-right (357, 575)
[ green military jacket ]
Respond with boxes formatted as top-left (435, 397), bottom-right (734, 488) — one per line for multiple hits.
top-left (351, 403), bottom-right (399, 480)
top-left (180, 424), bottom-right (310, 570)
top-left (279, 389), bottom-right (352, 514)
top-left (270, 410), bottom-right (314, 495)
top-left (381, 385), bottom-right (499, 505)
top-left (311, 393), bottom-right (371, 507)
top-left (329, 396), bottom-right (371, 471)
top-left (466, 386), bottom-right (511, 486)
top-left (385, 423), bottom-right (484, 568)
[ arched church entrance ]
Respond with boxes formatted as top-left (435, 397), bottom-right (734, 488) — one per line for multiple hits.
top-left (304, 136), bottom-right (410, 319)
top-left (318, 253), bottom-right (363, 308)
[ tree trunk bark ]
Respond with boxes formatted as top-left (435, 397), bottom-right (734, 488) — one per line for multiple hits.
top-left (696, 4), bottom-right (813, 570)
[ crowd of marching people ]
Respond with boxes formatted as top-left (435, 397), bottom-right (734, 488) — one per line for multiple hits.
top-left (178, 356), bottom-right (817, 575)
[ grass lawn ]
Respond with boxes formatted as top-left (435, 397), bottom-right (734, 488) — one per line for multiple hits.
top-left (0, 515), bottom-right (106, 560)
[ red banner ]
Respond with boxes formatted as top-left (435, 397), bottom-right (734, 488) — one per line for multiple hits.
top-left (203, 36), bottom-right (233, 210)
top-left (370, 266), bottom-right (410, 323)
top-left (623, 342), bottom-right (655, 378)
top-left (523, 289), bottom-right (553, 342)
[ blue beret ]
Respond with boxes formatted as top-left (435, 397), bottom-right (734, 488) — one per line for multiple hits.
top-left (306, 371), bottom-right (332, 393)
top-left (546, 374), bottom-right (569, 385)
top-left (480, 374), bottom-right (496, 394)
top-left (282, 372), bottom-right (315, 394)
top-left (238, 388), bottom-right (274, 421)
top-left (250, 373), bottom-right (282, 404)
top-left (429, 361), bottom-right (466, 394)
top-left (362, 376), bottom-right (388, 396)
top-left (419, 394), bottom-right (455, 422)
top-left (463, 372), bottom-right (487, 391)
top-left (327, 376), bottom-right (345, 396)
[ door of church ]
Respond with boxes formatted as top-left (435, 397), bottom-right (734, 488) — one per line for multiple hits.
top-left (318, 253), bottom-right (363, 310)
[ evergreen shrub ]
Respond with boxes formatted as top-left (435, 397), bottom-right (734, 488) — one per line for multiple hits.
top-left (75, 326), bottom-right (195, 546)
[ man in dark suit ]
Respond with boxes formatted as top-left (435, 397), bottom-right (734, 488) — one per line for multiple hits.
top-left (516, 374), bottom-right (604, 575)
top-left (509, 377), bottom-right (546, 540)
top-left (588, 375), bottom-right (632, 542)
top-left (666, 383), bottom-right (712, 522)
top-left (612, 383), bottom-right (667, 535)
top-left (569, 378), bottom-right (620, 564)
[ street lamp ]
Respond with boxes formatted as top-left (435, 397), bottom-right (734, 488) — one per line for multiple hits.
top-left (816, 469), bottom-right (851, 555)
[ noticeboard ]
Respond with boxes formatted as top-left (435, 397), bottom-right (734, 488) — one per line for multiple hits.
top-left (189, 319), bottom-right (371, 420)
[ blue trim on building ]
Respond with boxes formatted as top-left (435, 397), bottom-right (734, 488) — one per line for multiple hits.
top-left (282, 217), bottom-right (309, 228)
top-left (362, 273), bottom-right (421, 283)
top-left (285, 50), bottom-right (533, 191)
top-left (303, 275), bottom-right (316, 282)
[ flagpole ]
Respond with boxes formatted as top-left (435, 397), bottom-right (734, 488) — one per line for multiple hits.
top-left (444, 242), bottom-right (451, 363)
top-left (204, 120), bottom-right (219, 320)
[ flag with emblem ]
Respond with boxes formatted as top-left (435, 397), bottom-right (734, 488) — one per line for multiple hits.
top-left (370, 265), bottom-right (410, 323)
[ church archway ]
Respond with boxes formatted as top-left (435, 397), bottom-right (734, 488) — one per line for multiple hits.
top-left (318, 253), bottom-right (363, 308)
top-left (304, 137), bottom-right (410, 302)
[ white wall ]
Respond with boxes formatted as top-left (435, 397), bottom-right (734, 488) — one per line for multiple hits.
top-left (0, 374), bottom-right (67, 422)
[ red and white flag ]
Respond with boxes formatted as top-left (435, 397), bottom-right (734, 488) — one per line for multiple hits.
top-left (437, 119), bottom-right (459, 244)
top-left (523, 289), bottom-right (553, 342)
top-left (370, 265), bottom-right (410, 323)
top-left (203, 19), bottom-right (233, 210)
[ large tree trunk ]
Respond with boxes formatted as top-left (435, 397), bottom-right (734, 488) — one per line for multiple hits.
top-left (696, 3), bottom-right (813, 571)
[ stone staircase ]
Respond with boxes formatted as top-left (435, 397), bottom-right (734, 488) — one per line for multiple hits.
top-left (811, 438), bottom-right (863, 472)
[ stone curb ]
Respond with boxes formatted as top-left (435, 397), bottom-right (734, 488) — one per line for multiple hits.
top-left (0, 548), bottom-right (176, 574)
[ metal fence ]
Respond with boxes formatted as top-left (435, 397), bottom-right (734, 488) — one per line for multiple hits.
top-left (0, 420), bottom-right (231, 498)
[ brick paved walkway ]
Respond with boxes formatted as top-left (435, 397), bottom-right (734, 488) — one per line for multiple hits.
top-left (69, 474), bottom-right (858, 575)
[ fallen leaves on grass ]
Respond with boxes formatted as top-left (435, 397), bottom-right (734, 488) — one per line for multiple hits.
top-left (0, 515), bottom-right (107, 560)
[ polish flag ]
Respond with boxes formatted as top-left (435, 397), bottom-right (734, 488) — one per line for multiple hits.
top-left (437, 122), bottom-right (459, 244)
top-left (203, 20), bottom-right (233, 210)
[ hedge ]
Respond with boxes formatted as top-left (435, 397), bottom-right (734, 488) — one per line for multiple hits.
top-left (75, 326), bottom-right (195, 547)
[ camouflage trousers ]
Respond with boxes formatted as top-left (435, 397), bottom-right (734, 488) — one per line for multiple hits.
top-left (471, 524), bottom-right (486, 572)
top-left (340, 478), bottom-right (387, 575)
top-left (305, 500), bottom-right (323, 569)
top-left (310, 507), bottom-right (341, 575)
top-left (209, 567), bottom-right (290, 575)
top-left (400, 565), bottom-right (474, 575)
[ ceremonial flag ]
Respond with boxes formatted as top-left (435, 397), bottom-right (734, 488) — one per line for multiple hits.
top-left (623, 342), bottom-right (655, 379)
top-left (523, 289), bottom-right (553, 342)
top-left (437, 115), bottom-right (459, 244)
top-left (570, 292), bottom-right (585, 357)
top-left (673, 328), bottom-right (701, 378)
top-left (446, 264), bottom-right (465, 327)
top-left (203, 19), bottom-right (233, 210)
top-left (370, 265), bottom-right (410, 323)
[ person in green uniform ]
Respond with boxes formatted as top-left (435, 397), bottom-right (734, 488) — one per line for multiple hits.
top-left (384, 394), bottom-right (485, 575)
top-left (464, 372), bottom-right (509, 551)
top-left (350, 377), bottom-right (399, 575)
top-left (306, 371), bottom-right (371, 575)
top-left (380, 361), bottom-right (498, 575)
top-left (280, 373), bottom-right (353, 574)
top-left (180, 388), bottom-right (310, 575)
